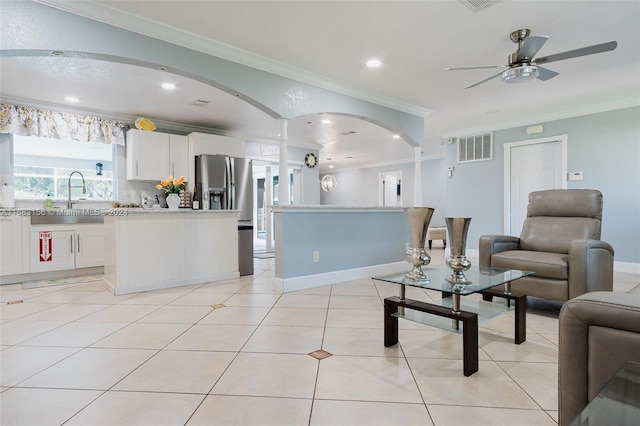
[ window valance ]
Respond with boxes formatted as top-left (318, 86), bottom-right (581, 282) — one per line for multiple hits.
top-left (0, 103), bottom-right (125, 145)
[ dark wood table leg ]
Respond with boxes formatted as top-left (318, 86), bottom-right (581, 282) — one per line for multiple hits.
top-left (384, 298), bottom-right (399, 347)
top-left (513, 293), bottom-right (527, 344)
top-left (462, 314), bottom-right (479, 376)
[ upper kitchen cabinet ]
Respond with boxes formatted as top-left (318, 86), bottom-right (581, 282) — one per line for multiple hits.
top-left (126, 129), bottom-right (188, 181)
top-left (169, 134), bottom-right (189, 179)
top-left (186, 132), bottom-right (246, 185)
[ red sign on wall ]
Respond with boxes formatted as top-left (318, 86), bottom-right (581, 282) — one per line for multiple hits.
top-left (39, 231), bottom-right (52, 262)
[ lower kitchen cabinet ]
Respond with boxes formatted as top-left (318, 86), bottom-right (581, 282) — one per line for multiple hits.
top-left (0, 216), bottom-right (24, 276)
top-left (30, 225), bottom-right (104, 273)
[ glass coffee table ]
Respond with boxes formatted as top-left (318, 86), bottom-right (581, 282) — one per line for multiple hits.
top-left (373, 265), bottom-right (534, 376)
top-left (569, 361), bottom-right (640, 425)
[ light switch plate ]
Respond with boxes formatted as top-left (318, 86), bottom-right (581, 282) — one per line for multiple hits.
top-left (568, 171), bottom-right (584, 181)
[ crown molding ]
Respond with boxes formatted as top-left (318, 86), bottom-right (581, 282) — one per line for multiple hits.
top-left (444, 97), bottom-right (640, 139)
top-left (35, 1), bottom-right (432, 117)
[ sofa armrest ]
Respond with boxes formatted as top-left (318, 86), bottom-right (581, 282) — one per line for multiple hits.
top-left (478, 235), bottom-right (520, 267)
top-left (559, 292), bottom-right (640, 426)
top-left (568, 239), bottom-right (615, 298)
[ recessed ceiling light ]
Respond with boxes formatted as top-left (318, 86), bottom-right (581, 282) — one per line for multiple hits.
top-left (321, 118), bottom-right (332, 124)
top-left (366, 58), bottom-right (382, 68)
top-left (392, 134), bottom-right (401, 140)
top-left (161, 83), bottom-right (176, 90)
top-left (65, 96), bottom-right (79, 103)
top-left (51, 51), bottom-right (64, 57)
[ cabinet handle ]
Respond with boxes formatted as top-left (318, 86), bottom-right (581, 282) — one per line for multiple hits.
top-left (172, 162), bottom-right (175, 177)
top-left (136, 160), bottom-right (139, 177)
top-left (77, 234), bottom-right (80, 252)
top-left (70, 235), bottom-right (74, 254)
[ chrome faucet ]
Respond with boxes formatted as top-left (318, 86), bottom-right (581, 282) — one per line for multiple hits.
top-left (67, 171), bottom-right (86, 209)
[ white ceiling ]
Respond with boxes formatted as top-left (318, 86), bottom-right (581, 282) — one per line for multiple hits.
top-left (2, 1), bottom-right (639, 173)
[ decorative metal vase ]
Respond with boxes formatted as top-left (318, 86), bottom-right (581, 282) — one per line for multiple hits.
top-left (445, 217), bottom-right (472, 284)
top-left (404, 207), bottom-right (435, 282)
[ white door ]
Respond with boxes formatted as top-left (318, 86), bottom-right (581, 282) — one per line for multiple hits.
top-left (379, 172), bottom-right (402, 206)
top-left (504, 136), bottom-right (567, 235)
top-left (75, 228), bottom-right (105, 268)
top-left (30, 230), bottom-right (76, 272)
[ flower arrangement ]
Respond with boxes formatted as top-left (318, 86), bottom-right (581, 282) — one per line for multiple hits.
top-left (156, 175), bottom-right (185, 194)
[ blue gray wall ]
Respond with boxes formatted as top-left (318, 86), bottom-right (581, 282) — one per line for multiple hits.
top-left (319, 107), bottom-right (640, 264)
top-left (320, 157), bottom-right (447, 226)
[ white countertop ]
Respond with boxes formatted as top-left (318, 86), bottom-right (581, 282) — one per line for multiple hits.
top-left (1, 207), bottom-right (239, 215)
top-left (270, 205), bottom-right (404, 213)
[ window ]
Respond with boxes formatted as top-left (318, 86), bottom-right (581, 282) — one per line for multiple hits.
top-left (13, 135), bottom-right (114, 200)
top-left (457, 133), bottom-right (493, 163)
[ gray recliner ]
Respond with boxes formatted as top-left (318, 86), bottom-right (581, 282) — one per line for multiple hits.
top-left (558, 291), bottom-right (640, 425)
top-left (479, 189), bottom-right (614, 302)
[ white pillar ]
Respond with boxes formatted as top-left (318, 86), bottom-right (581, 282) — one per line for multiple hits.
top-left (278, 118), bottom-right (290, 206)
top-left (414, 146), bottom-right (422, 206)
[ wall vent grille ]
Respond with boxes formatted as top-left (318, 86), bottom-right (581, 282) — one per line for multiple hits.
top-left (457, 133), bottom-right (493, 163)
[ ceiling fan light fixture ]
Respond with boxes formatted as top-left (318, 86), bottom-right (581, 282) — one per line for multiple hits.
top-left (501, 65), bottom-right (539, 84)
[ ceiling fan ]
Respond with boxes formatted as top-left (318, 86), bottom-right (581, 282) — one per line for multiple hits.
top-left (446, 29), bottom-right (617, 89)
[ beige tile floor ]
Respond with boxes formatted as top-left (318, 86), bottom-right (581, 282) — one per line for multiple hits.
top-left (1, 252), bottom-right (638, 426)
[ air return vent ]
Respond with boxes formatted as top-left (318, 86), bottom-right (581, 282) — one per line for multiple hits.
top-left (457, 133), bottom-right (493, 163)
top-left (459, 0), bottom-right (499, 12)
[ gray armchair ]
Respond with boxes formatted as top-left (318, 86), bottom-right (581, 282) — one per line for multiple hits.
top-left (558, 291), bottom-right (640, 425)
top-left (479, 189), bottom-right (614, 302)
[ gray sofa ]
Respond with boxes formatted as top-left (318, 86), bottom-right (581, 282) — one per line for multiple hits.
top-left (479, 189), bottom-right (615, 302)
top-left (558, 291), bottom-right (640, 425)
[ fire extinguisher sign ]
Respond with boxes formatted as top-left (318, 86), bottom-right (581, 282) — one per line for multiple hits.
top-left (39, 231), bottom-right (52, 262)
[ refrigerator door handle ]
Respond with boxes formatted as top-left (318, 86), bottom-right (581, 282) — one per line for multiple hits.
top-left (228, 157), bottom-right (235, 210)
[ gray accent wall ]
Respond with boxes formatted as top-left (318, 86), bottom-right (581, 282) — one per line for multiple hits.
top-left (445, 106), bottom-right (640, 263)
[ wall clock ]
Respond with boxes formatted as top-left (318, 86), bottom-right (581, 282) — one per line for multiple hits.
top-left (304, 153), bottom-right (318, 168)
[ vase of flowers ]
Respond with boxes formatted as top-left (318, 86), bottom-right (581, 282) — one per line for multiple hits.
top-left (156, 175), bottom-right (185, 210)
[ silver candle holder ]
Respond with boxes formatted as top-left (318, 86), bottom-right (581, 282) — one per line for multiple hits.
top-left (404, 207), bottom-right (435, 282)
top-left (445, 217), bottom-right (472, 284)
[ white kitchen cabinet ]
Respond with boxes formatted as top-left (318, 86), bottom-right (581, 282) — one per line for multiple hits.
top-left (126, 129), bottom-right (189, 181)
top-left (186, 132), bottom-right (245, 185)
top-left (0, 216), bottom-right (24, 276)
top-left (30, 229), bottom-right (75, 273)
top-left (75, 228), bottom-right (105, 268)
top-left (169, 134), bottom-right (189, 179)
top-left (126, 129), bottom-right (170, 181)
top-left (29, 225), bottom-right (104, 273)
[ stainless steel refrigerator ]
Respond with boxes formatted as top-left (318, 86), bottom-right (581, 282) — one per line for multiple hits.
top-left (195, 154), bottom-right (253, 276)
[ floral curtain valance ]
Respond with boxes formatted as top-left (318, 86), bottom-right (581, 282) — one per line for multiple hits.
top-left (0, 103), bottom-right (126, 145)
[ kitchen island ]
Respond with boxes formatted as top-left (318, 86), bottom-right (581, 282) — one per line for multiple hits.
top-left (103, 209), bottom-right (239, 295)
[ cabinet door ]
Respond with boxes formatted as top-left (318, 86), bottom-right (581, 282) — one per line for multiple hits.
top-left (30, 230), bottom-right (75, 273)
top-left (0, 216), bottom-right (23, 276)
top-left (169, 134), bottom-right (189, 180)
top-left (126, 129), bottom-right (170, 181)
top-left (75, 228), bottom-right (105, 268)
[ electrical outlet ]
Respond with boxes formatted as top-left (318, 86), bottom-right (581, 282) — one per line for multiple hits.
top-left (313, 251), bottom-right (320, 263)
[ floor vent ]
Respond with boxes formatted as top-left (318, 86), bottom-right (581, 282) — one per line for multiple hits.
top-left (460, 0), bottom-right (499, 12)
top-left (457, 133), bottom-right (493, 163)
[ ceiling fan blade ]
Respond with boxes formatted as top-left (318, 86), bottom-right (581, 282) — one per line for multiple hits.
top-left (516, 35), bottom-right (549, 61)
top-left (465, 71), bottom-right (502, 89)
top-left (446, 65), bottom-right (507, 71)
top-left (536, 66), bottom-right (559, 81)
top-left (535, 41), bottom-right (617, 65)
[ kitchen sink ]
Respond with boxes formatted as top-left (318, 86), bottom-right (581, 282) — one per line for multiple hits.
top-left (30, 209), bottom-right (104, 225)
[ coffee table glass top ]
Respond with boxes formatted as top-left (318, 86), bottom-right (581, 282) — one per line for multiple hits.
top-left (570, 361), bottom-right (640, 425)
top-left (374, 265), bottom-right (534, 295)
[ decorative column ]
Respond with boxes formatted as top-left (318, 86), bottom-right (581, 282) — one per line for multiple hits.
top-left (278, 118), bottom-right (290, 206)
top-left (413, 146), bottom-right (422, 206)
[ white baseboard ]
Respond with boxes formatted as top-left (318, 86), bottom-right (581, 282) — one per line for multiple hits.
top-left (614, 261), bottom-right (640, 274)
top-left (106, 272), bottom-right (240, 295)
top-left (277, 261), bottom-right (407, 293)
